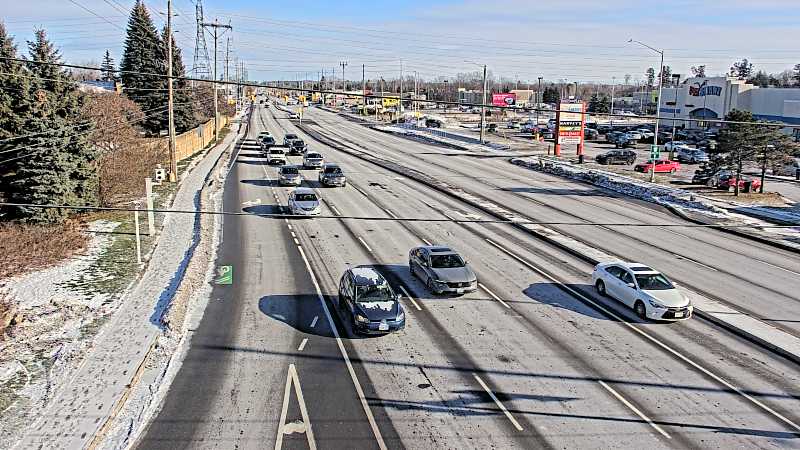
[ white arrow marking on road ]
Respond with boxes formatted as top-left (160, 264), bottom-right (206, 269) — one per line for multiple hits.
top-left (242, 198), bottom-right (262, 207)
top-left (275, 364), bottom-right (316, 450)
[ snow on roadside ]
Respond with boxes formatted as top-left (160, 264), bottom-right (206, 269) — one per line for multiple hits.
top-left (0, 220), bottom-right (119, 442)
top-left (512, 156), bottom-right (800, 244)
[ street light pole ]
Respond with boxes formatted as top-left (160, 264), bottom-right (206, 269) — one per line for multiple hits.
top-left (629, 38), bottom-right (664, 183)
top-left (480, 64), bottom-right (487, 144)
top-left (610, 77), bottom-right (616, 131)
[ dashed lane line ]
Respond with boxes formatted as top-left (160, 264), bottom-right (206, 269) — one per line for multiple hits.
top-left (398, 286), bottom-right (422, 311)
top-left (298, 338), bottom-right (308, 352)
top-left (310, 316), bottom-right (319, 328)
top-left (357, 236), bottom-right (374, 253)
top-left (599, 380), bottom-right (670, 439)
top-left (473, 373), bottom-right (524, 432)
top-left (478, 283), bottom-right (511, 309)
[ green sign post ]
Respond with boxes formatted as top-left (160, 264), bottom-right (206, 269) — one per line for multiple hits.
top-left (650, 144), bottom-right (661, 160)
top-left (215, 265), bottom-right (233, 285)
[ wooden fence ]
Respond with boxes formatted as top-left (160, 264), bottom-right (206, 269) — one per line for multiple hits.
top-left (143, 116), bottom-right (230, 163)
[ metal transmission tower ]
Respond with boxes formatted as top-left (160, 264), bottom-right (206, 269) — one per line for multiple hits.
top-left (192, 0), bottom-right (211, 80)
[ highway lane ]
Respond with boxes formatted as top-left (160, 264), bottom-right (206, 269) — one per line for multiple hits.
top-left (261, 103), bottom-right (800, 448)
top-left (300, 106), bottom-right (800, 337)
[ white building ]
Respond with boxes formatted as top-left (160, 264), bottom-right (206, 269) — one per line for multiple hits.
top-left (659, 76), bottom-right (800, 137)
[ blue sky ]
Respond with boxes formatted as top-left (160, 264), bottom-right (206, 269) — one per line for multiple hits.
top-left (4, 0), bottom-right (800, 85)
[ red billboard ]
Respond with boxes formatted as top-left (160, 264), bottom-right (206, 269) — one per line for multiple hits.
top-left (491, 93), bottom-right (516, 107)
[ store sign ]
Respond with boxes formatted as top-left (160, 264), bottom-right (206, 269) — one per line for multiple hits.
top-left (382, 96), bottom-right (399, 107)
top-left (492, 93), bottom-right (516, 106)
top-left (689, 80), bottom-right (722, 97)
top-left (556, 101), bottom-right (585, 145)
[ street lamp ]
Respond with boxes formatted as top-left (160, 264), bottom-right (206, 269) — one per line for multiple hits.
top-left (465, 61), bottom-right (488, 144)
top-left (629, 38), bottom-right (665, 182)
top-left (536, 76), bottom-right (543, 140)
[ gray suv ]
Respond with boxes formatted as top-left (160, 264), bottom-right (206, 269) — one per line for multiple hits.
top-left (675, 148), bottom-right (709, 164)
top-left (409, 246), bottom-right (477, 295)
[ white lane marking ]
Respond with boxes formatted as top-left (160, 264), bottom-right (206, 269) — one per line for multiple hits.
top-left (754, 259), bottom-right (800, 276)
top-left (242, 198), bottom-right (261, 207)
top-left (330, 205), bottom-right (342, 216)
top-left (398, 285), bottom-right (422, 311)
top-left (296, 246), bottom-right (387, 449)
top-left (357, 236), bottom-right (374, 253)
top-left (275, 364), bottom-right (317, 450)
top-left (442, 211), bottom-right (457, 221)
top-left (298, 338), bottom-right (308, 352)
top-left (287, 223), bottom-right (292, 230)
top-left (484, 237), bottom-right (800, 434)
top-left (383, 208), bottom-right (398, 219)
top-left (473, 373), bottom-right (524, 432)
top-left (293, 238), bottom-right (300, 246)
top-left (598, 380), bottom-right (670, 439)
top-left (478, 283), bottom-right (511, 309)
top-left (421, 237), bottom-right (432, 246)
top-left (310, 316), bottom-right (319, 328)
top-left (291, 231), bottom-right (297, 238)
top-left (671, 253), bottom-right (718, 271)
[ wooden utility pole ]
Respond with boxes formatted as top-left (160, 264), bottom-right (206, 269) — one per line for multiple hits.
top-left (201, 20), bottom-right (232, 143)
top-left (167, 0), bottom-right (177, 181)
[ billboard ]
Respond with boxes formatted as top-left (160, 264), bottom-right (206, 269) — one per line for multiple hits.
top-left (556, 101), bottom-right (586, 146)
top-left (492, 93), bottom-right (516, 107)
top-left (382, 96), bottom-right (400, 107)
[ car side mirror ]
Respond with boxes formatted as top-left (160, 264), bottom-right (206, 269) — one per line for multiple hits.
top-left (626, 282), bottom-right (635, 288)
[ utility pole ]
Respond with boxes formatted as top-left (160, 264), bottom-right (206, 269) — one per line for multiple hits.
top-left (167, 0), bottom-right (177, 182)
top-left (362, 64), bottom-right (366, 113)
top-left (201, 20), bottom-right (232, 143)
top-left (400, 60), bottom-right (404, 116)
top-left (225, 35), bottom-right (231, 97)
top-left (340, 61), bottom-right (348, 93)
top-left (610, 76), bottom-right (616, 131)
top-left (480, 64), bottom-right (487, 144)
top-left (536, 76), bottom-right (542, 140)
top-left (414, 70), bottom-right (419, 126)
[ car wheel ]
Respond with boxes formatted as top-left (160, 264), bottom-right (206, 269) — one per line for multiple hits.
top-left (670, 168), bottom-right (676, 174)
top-left (409, 261), bottom-right (416, 278)
top-left (426, 276), bottom-right (436, 295)
top-left (595, 280), bottom-right (607, 296)
top-left (634, 300), bottom-right (647, 319)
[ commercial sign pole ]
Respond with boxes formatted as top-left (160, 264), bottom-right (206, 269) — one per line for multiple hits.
top-left (554, 101), bottom-right (585, 157)
top-left (480, 64), bottom-right (487, 144)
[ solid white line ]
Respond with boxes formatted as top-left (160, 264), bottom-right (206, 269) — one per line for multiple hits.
top-left (421, 237), bottom-right (432, 246)
top-left (330, 205), bottom-right (342, 216)
top-left (478, 283), bottom-right (511, 309)
top-left (755, 259), bottom-right (800, 276)
top-left (298, 338), bottom-right (308, 352)
top-left (473, 373), bottom-right (524, 431)
top-left (287, 223), bottom-right (292, 230)
top-left (296, 246), bottom-right (387, 449)
top-left (293, 238), bottom-right (300, 245)
top-left (598, 380), bottom-right (670, 439)
top-left (384, 208), bottom-right (398, 219)
top-left (291, 231), bottom-right (297, 238)
top-left (398, 285), bottom-right (422, 311)
top-left (672, 254), bottom-right (718, 271)
top-left (357, 236), bottom-right (374, 253)
top-left (483, 237), bottom-right (800, 434)
top-left (310, 316), bottom-right (319, 328)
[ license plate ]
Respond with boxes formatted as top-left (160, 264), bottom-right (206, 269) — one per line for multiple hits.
top-left (456, 288), bottom-right (464, 294)
top-left (378, 322), bottom-right (389, 331)
top-left (674, 312), bottom-right (684, 318)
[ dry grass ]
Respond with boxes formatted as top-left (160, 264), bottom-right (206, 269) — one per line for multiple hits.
top-left (0, 221), bottom-right (88, 280)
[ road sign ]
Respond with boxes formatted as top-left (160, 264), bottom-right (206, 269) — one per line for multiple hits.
top-left (650, 145), bottom-right (661, 159)
top-left (215, 265), bottom-right (233, 285)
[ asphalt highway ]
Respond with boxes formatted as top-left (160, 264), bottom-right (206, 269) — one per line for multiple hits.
top-left (136, 103), bottom-right (800, 449)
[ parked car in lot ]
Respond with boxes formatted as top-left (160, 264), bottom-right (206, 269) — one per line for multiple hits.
top-left (613, 133), bottom-right (637, 149)
top-left (675, 148), bottom-right (709, 164)
top-left (507, 121), bottom-right (521, 129)
top-left (425, 118), bottom-right (443, 128)
top-left (584, 128), bottom-right (600, 140)
top-left (278, 165), bottom-right (302, 186)
top-left (337, 266), bottom-right (405, 334)
top-left (283, 133), bottom-right (299, 147)
top-left (691, 166), bottom-right (716, 185)
top-left (775, 157), bottom-right (800, 176)
top-left (636, 129), bottom-right (655, 140)
top-left (664, 141), bottom-right (688, 152)
top-left (266, 148), bottom-right (287, 165)
top-left (318, 163), bottom-right (347, 187)
top-left (287, 187), bottom-right (321, 216)
top-left (625, 130), bottom-right (643, 141)
top-left (595, 149), bottom-right (636, 165)
top-left (409, 246), bottom-right (477, 295)
top-left (592, 261), bottom-right (693, 320)
top-left (288, 138), bottom-right (307, 155)
top-left (303, 151), bottom-right (324, 169)
top-left (634, 159), bottom-right (681, 173)
top-left (605, 131), bottom-right (623, 143)
top-left (707, 170), bottom-right (761, 191)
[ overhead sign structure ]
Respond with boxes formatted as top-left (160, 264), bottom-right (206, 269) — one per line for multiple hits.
top-left (492, 93), bottom-right (516, 107)
top-left (554, 101), bottom-right (586, 156)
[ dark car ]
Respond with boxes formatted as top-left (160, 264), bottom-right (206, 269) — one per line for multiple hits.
top-left (425, 118), bottom-right (442, 128)
top-left (337, 266), bottom-right (405, 335)
top-left (260, 135), bottom-right (275, 151)
top-left (613, 134), bottom-right (637, 148)
top-left (692, 167), bottom-right (715, 185)
top-left (318, 163), bottom-right (346, 187)
top-left (596, 149), bottom-right (636, 165)
top-left (288, 138), bottom-right (307, 155)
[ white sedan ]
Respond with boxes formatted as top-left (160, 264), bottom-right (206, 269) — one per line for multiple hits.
top-left (591, 261), bottom-right (693, 321)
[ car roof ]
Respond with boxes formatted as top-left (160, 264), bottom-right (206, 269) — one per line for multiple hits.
top-left (293, 187), bottom-right (316, 195)
top-left (322, 163), bottom-right (340, 168)
top-left (609, 261), bottom-right (660, 274)
top-left (306, 152), bottom-right (322, 157)
top-left (420, 245), bottom-right (457, 255)
top-left (349, 266), bottom-right (388, 286)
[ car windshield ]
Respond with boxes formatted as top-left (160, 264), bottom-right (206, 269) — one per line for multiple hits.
top-left (635, 273), bottom-right (674, 290)
top-left (430, 254), bottom-right (465, 268)
top-left (285, 134), bottom-right (297, 139)
top-left (269, 150), bottom-right (283, 154)
top-left (307, 154), bottom-right (322, 159)
top-left (281, 167), bottom-right (298, 175)
top-left (356, 285), bottom-right (394, 302)
top-left (324, 167), bottom-right (342, 174)
top-left (294, 193), bottom-right (317, 202)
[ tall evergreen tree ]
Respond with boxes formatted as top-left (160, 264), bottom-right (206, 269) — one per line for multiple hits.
top-left (10, 29), bottom-right (97, 222)
top-left (100, 49), bottom-right (116, 82)
top-left (0, 22), bottom-right (32, 201)
top-left (161, 27), bottom-right (196, 133)
top-left (120, 1), bottom-right (164, 136)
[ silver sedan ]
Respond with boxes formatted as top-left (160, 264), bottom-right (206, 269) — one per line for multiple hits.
top-left (409, 246), bottom-right (477, 295)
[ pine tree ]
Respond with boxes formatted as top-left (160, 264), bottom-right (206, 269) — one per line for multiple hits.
top-left (10, 29), bottom-right (97, 222)
top-left (161, 26), bottom-right (196, 133)
top-left (120, 1), bottom-right (165, 136)
top-left (100, 49), bottom-right (116, 82)
top-left (0, 22), bottom-right (32, 201)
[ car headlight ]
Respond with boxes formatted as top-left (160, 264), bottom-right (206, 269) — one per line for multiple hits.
top-left (647, 299), bottom-right (665, 309)
top-left (355, 314), bottom-right (369, 323)
top-left (396, 310), bottom-right (405, 322)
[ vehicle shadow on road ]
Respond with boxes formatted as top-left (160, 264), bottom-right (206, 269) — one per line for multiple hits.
top-left (501, 187), bottom-right (611, 197)
top-left (242, 204), bottom-right (285, 215)
top-left (241, 179), bottom-right (274, 187)
top-left (258, 294), bottom-right (336, 338)
top-left (523, 283), bottom-right (634, 322)
top-left (236, 159), bottom-right (272, 166)
top-left (237, 151), bottom-right (264, 158)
